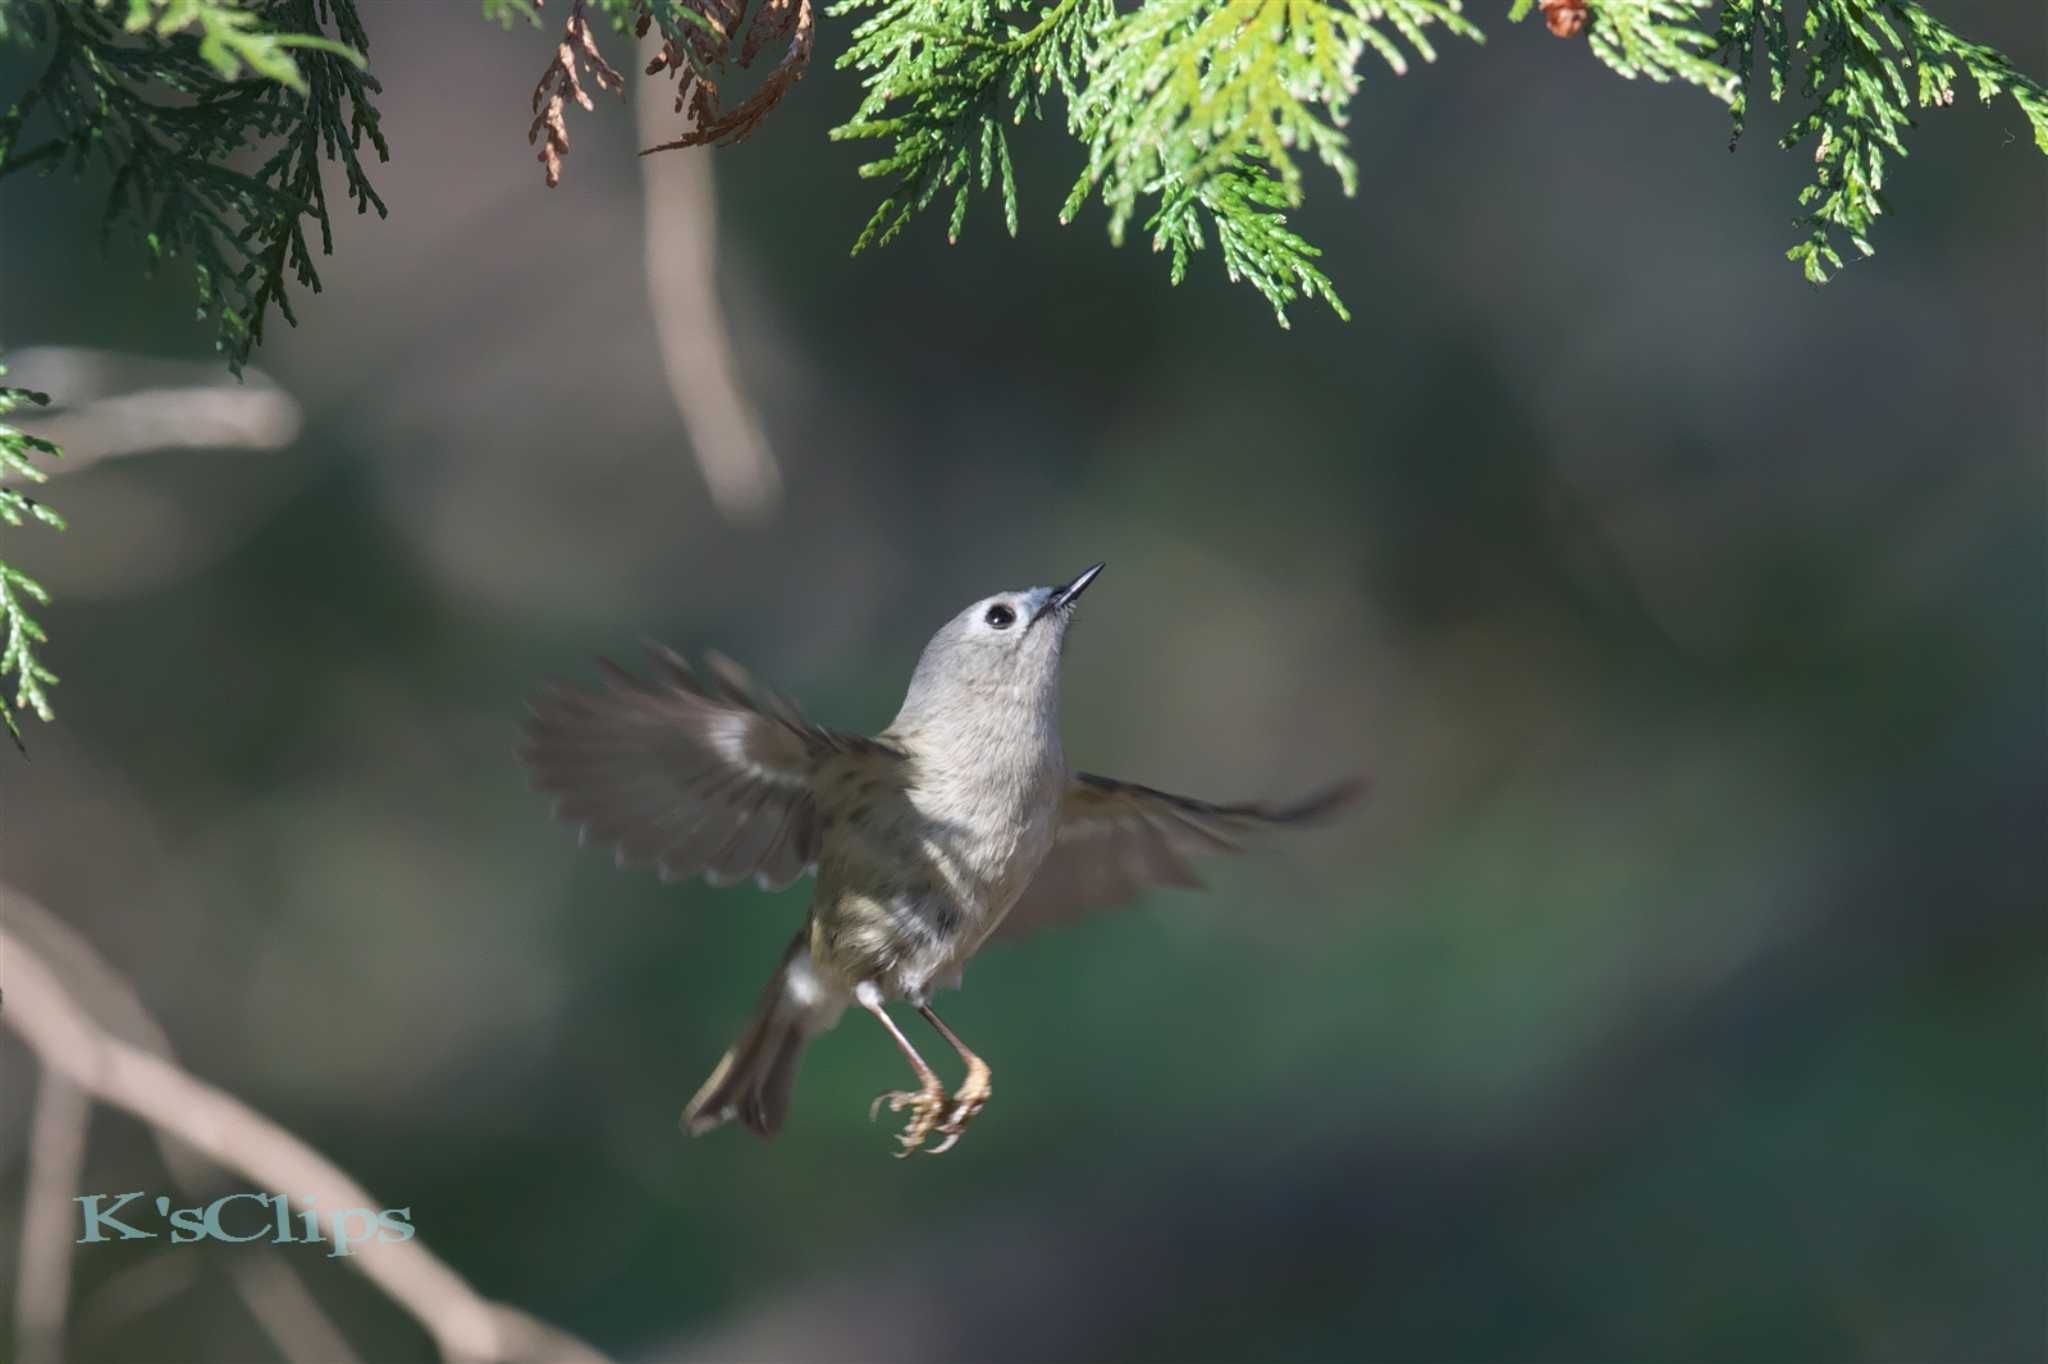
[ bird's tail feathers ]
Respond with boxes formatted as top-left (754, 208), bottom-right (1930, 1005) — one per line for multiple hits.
top-left (682, 933), bottom-right (837, 1139)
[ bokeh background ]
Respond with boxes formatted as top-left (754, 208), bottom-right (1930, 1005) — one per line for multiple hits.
top-left (2, 1), bottom-right (2042, 1359)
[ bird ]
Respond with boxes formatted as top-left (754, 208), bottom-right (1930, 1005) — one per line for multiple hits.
top-left (520, 564), bottom-right (1361, 1156)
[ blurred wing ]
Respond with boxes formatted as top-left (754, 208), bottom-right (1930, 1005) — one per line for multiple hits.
top-left (522, 646), bottom-right (894, 891)
top-left (994, 773), bottom-right (1365, 940)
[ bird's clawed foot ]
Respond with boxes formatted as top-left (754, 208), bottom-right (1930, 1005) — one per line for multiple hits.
top-left (858, 991), bottom-right (994, 1157)
top-left (867, 1057), bottom-right (990, 1156)
top-left (869, 1075), bottom-right (948, 1156)
top-left (927, 1056), bottom-right (991, 1155)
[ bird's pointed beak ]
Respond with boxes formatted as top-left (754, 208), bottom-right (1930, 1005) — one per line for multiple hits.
top-left (1036, 562), bottom-right (1105, 622)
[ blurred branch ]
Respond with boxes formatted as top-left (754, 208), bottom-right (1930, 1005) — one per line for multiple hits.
top-left (0, 347), bottom-right (302, 745)
top-left (2, 386), bottom-right (302, 478)
top-left (226, 1254), bottom-right (366, 1364)
top-left (14, 1070), bottom-right (91, 1364)
top-left (0, 896), bottom-right (611, 1364)
top-left (634, 66), bottom-right (783, 525)
top-left (70, 1250), bottom-right (201, 1352)
top-left (4, 892), bottom-right (352, 1360)
top-left (0, 347), bottom-right (302, 481)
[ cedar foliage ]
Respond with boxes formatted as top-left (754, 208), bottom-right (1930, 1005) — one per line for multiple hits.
top-left (0, 371), bottom-right (61, 746)
top-left (0, 0), bottom-right (2041, 734)
top-left (3, 0), bottom-right (2041, 346)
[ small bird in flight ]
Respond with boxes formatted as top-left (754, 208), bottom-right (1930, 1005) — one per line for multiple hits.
top-left (522, 565), bottom-right (1359, 1155)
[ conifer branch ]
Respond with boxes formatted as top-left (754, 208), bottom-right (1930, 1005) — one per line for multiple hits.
top-left (1721, 0), bottom-right (2048, 280)
top-left (0, 371), bottom-right (64, 747)
top-left (529, 0), bottom-right (625, 186)
top-left (6, 0), bottom-right (2043, 369)
top-left (829, 0), bottom-right (1109, 247)
top-left (1060, 0), bottom-right (1481, 321)
top-left (517, 0), bottom-right (818, 184)
top-left (637, 0), bottom-right (816, 153)
top-left (1, 1), bottom-right (388, 373)
top-left (1148, 157), bottom-right (1351, 328)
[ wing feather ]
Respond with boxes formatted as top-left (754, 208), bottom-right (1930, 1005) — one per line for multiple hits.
top-left (522, 646), bottom-right (895, 890)
top-left (994, 773), bottom-right (1364, 940)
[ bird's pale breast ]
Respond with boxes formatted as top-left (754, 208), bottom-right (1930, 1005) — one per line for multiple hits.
top-left (807, 749), bottom-right (1063, 1002)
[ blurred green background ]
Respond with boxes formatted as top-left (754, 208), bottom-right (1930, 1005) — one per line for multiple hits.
top-left (1, 2), bottom-right (2042, 1360)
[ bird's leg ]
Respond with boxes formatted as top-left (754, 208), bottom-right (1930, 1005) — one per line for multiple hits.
top-left (919, 1005), bottom-right (991, 1155)
top-left (858, 984), bottom-right (948, 1157)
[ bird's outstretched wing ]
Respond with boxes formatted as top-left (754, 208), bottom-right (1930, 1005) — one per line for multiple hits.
top-left (993, 773), bottom-right (1365, 940)
top-left (522, 646), bottom-right (897, 890)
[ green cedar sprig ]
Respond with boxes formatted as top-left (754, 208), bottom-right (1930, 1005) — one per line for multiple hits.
top-left (1060, 0), bottom-right (1481, 324)
top-left (830, 0), bottom-right (1113, 247)
top-left (1714, 0), bottom-right (2048, 281)
top-left (0, 371), bottom-right (63, 745)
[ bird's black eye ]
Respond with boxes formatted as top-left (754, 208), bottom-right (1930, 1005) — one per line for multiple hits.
top-left (984, 603), bottom-right (1016, 630)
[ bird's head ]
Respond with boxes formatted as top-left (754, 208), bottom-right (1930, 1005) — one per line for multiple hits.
top-left (893, 563), bottom-right (1104, 730)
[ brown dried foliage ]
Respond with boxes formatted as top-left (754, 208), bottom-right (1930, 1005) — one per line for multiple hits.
top-left (528, 0), bottom-right (817, 187)
top-left (1539, 0), bottom-right (1588, 38)
top-left (640, 0), bottom-right (816, 153)
top-left (529, 0), bottom-right (627, 187)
